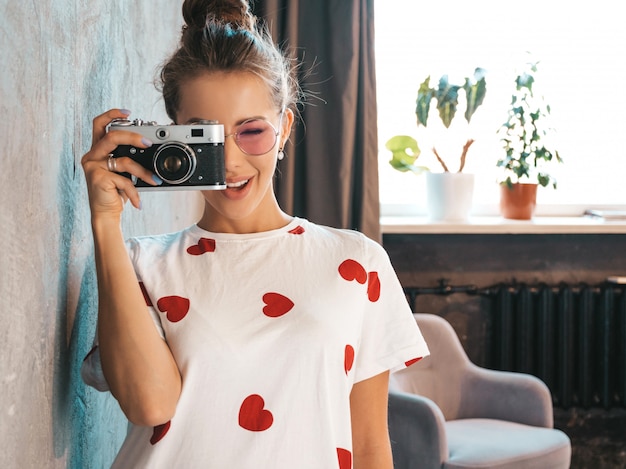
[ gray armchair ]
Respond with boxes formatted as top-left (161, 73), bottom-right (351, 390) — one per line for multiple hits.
top-left (389, 313), bottom-right (571, 469)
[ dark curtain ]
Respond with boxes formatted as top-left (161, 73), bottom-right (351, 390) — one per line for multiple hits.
top-left (252, 0), bottom-right (381, 241)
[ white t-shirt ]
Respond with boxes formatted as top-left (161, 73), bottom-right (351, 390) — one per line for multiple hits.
top-left (82, 218), bottom-right (429, 469)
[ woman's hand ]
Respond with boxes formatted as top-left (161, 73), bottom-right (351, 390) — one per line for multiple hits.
top-left (81, 109), bottom-right (160, 217)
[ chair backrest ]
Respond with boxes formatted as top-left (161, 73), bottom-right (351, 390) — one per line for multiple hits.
top-left (389, 313), bottom-right (473, 420)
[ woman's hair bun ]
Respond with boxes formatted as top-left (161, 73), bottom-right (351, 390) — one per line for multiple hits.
top-left (182, 0), bottom-right (256, 32)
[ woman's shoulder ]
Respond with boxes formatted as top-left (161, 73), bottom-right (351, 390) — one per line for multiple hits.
top-left (301, 220), bottom-right (386, 257)
top-left (125, 225), bottom-right (196, 254)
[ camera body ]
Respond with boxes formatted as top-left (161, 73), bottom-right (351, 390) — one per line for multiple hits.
top-left (108, 118), bottom-right (226, 191)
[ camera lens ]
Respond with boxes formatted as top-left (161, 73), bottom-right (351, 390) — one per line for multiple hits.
top-left (162, 155), bottom-right (182, 173)
top-left (153, 143), bottom-right (196, 184)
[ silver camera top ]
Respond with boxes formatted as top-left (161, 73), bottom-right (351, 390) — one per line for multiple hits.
top-left (110, 118), bottom-right (157, 127)
top-left (107, 118), bottom-right (225, 145)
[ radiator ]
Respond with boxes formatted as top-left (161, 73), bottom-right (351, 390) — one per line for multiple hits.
top-left (404, 282), bottom-right (626, 410)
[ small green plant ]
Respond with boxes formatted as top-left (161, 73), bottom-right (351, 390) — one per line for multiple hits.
top-left (497, 61), bottom-right (563, 188)
top-left (386, 68), bottom-right (487, 174)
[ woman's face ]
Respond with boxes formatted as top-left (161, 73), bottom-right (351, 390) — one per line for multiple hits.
top-left (176, 71), bottom-right (294, 233)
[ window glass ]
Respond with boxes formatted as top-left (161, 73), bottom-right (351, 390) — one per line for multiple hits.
top-left (375, 0), bottom-right (626, 216)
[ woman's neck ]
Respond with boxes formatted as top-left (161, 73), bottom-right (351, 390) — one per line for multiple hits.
top-left (196, 205), bottom-right (293, 234)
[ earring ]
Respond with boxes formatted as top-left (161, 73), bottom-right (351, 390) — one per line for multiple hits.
top-left (277, 148), bottom-right (285, 160)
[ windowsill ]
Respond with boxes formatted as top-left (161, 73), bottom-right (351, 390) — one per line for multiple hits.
top-left (381, 216), bottom-right (626, 234)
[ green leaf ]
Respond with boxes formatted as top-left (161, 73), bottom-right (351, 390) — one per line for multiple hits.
top-left (555, 150), bottom-right (563, 164)
top-left (537, 173), bottom-right (550, 188)
top-left (463, 67), bottom-right (487, 123)
top-left (435, 75), bottom-right (461, 128)
top-left (385, 135), bottom-right (429, 174)
top-left (516, 72), bottom-right (535, 93)
top-left (415, 77), bottom-right (434, 126)
top-left (502, 176), bottom-right (514, 189)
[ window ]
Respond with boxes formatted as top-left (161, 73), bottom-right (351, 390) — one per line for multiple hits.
top-left (375, 0), bottom-right (626, 217)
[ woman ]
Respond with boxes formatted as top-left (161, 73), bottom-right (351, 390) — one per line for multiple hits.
top-left (81, 1), bottom-right (428, 467)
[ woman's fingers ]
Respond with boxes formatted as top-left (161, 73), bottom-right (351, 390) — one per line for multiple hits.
top-left (107, 156), bottom-right (163, 188)
top-left (84, 114), bottom-right (159, 186)
top-left (113, 174), bottom-right (142, 210)
top-left (91, 109), bottom-right (131, 146)
top-left (83, 109), bottom-right (163, 215)
top-left (84, 129), bottom-right (153, 166)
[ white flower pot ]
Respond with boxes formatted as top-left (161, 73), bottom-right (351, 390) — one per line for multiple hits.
top-left (425, 172), bottom-right (475, 222)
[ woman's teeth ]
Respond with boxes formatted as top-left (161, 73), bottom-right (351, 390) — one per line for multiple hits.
top-left (227, 179), bottom-right (249, 189)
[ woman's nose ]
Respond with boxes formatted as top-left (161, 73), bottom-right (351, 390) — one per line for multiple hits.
top-left (223, 136), bottom-right (244, 169)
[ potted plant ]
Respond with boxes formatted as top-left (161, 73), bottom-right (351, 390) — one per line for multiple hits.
top-left (385, 68), bottom-right (487, 221)
top-left (497, 60), bottom-right (563, 219)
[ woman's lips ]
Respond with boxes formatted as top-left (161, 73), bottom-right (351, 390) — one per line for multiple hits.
top-left (223, 178), bottom-right (251, 199)
top-left (226, 179), bottom-right (249, 189)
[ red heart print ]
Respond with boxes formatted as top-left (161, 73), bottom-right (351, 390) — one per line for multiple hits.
top-left (367, 271), bottom-right (381, 302)
top-left (187, 237), bottom-right (216, 255)
top-left (337, 448), bottom-right (352, 469)
top-left (239, 394), bottom-right (273, 432)
top-left (288, 225), bottom-right (305, 235)
top-left (139, 282), bottom-right (153, 307)
top-left (157, 295), bottom-right (190, 323)
top-left (262, 292), bottom-right (294, 318)
top-left (338, 259), bottom-right (367, 285)
top-left (344, 345), bottom-right (355, 375)
top-left (150, 421), bottom-right (171, 445)
top-left (405, 357), bottom-right (423, 367)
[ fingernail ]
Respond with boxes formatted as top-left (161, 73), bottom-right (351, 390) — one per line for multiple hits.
top-left (142, 138), bottom-right (153, 147)
top-left (152, 174), bottom-right (163, 185)
top-left (120, 108), bottom-right (131, 116)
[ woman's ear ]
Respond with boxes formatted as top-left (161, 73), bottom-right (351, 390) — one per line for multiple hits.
top-left (279, 108), bottom-right (295, 147)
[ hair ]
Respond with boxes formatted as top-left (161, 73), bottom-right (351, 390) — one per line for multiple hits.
top-left (158, 0), bottom-right (300, 122)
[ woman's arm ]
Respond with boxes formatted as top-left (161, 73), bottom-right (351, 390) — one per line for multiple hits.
top-left (350, 371), bottom-right (393, 469)
top-left (82, 109), bottom-right (181, 427)
top-left (92, 218), bottom-right (182, 426)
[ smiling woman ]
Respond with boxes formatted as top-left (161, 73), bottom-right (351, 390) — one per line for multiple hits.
top-left (78, 1), bottom-right (429, 467)
top-left (375, 0), bottom-right (626, 217)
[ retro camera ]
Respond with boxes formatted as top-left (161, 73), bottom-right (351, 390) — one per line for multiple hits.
top-left (107, 118), bottom-right (226, 190)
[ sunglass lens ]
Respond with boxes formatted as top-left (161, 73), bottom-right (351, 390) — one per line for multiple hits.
top-left (236, 120), bottom-right (277, 155)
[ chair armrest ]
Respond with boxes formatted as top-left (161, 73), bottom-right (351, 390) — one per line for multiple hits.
top-left (459, 365), bottom-right (554, 428)
top-left (388, 390), bottom-right (448, 469)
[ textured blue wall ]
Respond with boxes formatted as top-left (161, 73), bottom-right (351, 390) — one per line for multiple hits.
top-left (0, 2), bottom-right (202, 467)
